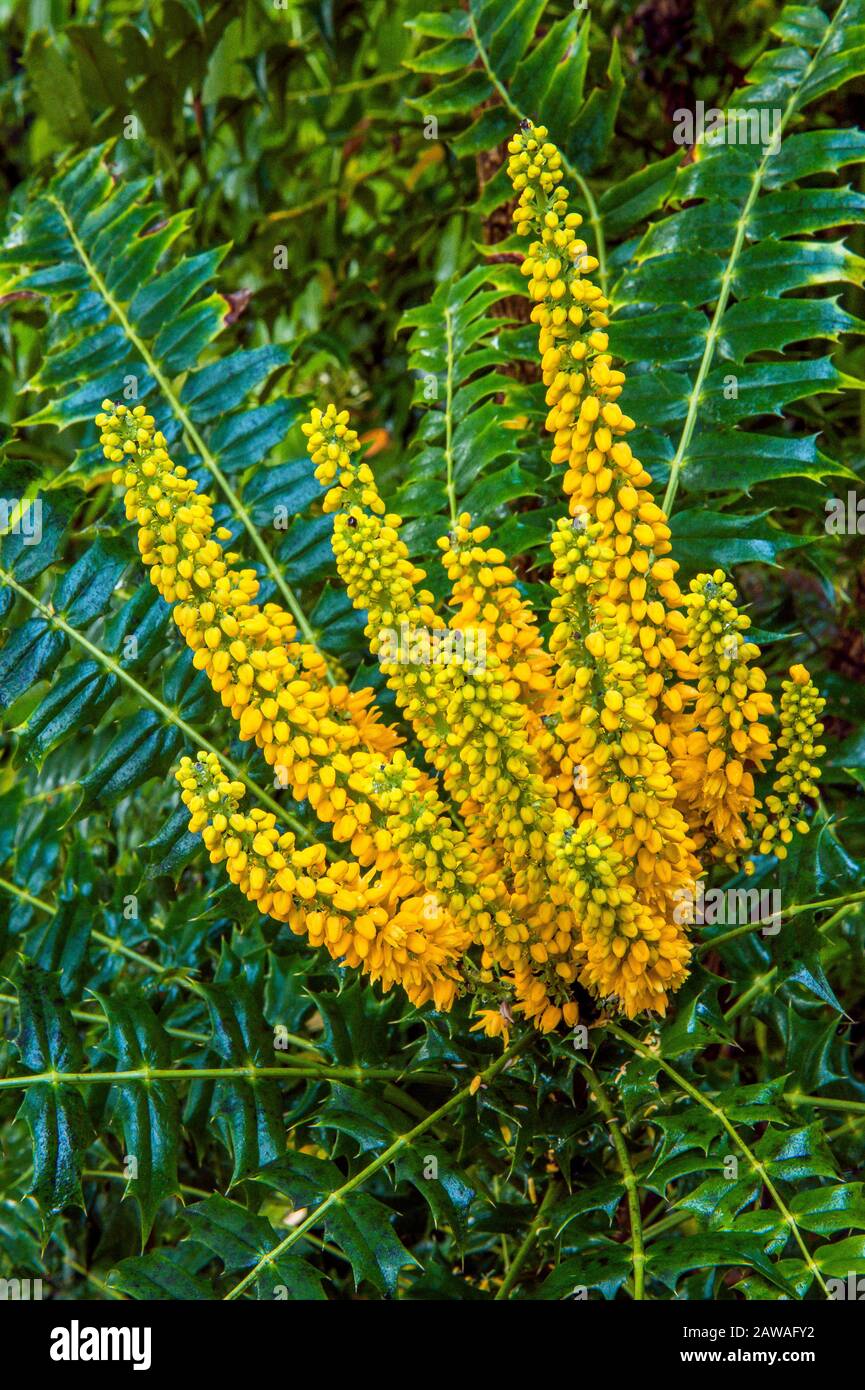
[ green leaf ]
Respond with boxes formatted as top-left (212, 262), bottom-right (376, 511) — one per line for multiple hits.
top-left (96, 993), bottom-right (181, 1243)
top-left (647, 1233), bottom-right (793, 1294)
top-left (200, 980), bottom-right (284, 1185)
top-left (24, 879), bottom-right (93, 1000)
top-left (320, 1086), bottom-right (475, 1244)
top-left (538, 1241), bottom-right (631, 1299)
top-left (25, 31), bottom-right (92, 145)
top-left (13, 968), bottom-right (92, 1223)
top-left (183, 1194), bottom-right (325, 1298)
top-left (670, 509), bottom-right (809, 573)
top-left (255, 1154), bottom-right (419, 1296)
top-left (609, 0), bottom-right (865, 529)
top-left (790, 1184), bottom-right (865, 1235)
top-left (75, 708), bottom-right (184, 813)
top-left (109, 1252), bottom-right (212, 1299)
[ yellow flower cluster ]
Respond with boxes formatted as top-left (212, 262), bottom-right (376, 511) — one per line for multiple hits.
top-left (549, 519), bottom-right (700, 930)
top-left (750, 666), bottom-right (826, 859)
top-left (505, 122), bottom-right (692, 708)
top-left (305, 406), bottom-right (580, 1027)
top-left (176, 752), bottom-right (465, 1009)
top-left (103, 121), bottom-right (829, 1038)
top-left (303, 405), bottom-right (696, 1018)
top-left (438, 514), bottom-right (555, 714)
top-left (101, 401), bottom-right (567, 1029)
top-left (549, 816), bottom-right (690, 1016)
top-left (671, 571), bottom-right (775, 860)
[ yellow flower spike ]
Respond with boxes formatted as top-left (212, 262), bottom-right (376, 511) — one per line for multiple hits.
top-left (749, 665), bottom-right (826, 859)
top-left (671, 571), bottom-right (776, 860)
top-left (549, 813), bottom-right (691, 1018)
top-left (174, 753), bottom-right (467, 1009)
top-left (507, 123), bottom-right (694, 724)
top-left (549, 518), bottom-right (700, 918)
top-left (305, 406), bottom-right (566, 924)
top-left (438, 512), bottom-right (555, 715)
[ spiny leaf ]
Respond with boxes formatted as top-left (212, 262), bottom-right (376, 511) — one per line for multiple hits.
top-left (96, 992), bottom-right (182, 1243)
top-left (12, 967), bottom-right (93, 1225)
top-left (183, 1194), bottom-right (326, 1299)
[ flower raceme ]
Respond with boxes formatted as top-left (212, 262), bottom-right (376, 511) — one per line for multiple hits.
top-left (175, 752), bottom-right (466, 1010)
top-left (101, 121), bottom-right (827, 1035)
top-left (750, 666), bottom-right (826, 860)
top-left (505, 122), bottom-right (693, 711)
top-left (100, 399), bottom-right (571, 1030)
top-left (672, 571), bottom-right (776, 861)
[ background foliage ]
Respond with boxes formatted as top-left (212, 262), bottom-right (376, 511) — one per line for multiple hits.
top-left (0, 0), bottom-right (863, 1302)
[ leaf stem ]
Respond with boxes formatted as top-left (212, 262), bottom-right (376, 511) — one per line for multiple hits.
top-left (494, 1177), bottom-right (559, 1300)
top-left (443, 305), bottom-right (458, 527)
top-left (467, 15), bottom-right (608, 296)
top-left (786, 1092), bottom-right (865, 1115)
top-left (283, 70), bottom-right (405, 102)
top-left (0, 1062), bottom-right (456, 1091)
top-left (641, 1208), bottom-right (692, 1243)
top-left (697, 887), bottom-right (865, 954)
top-left (582, 1061), bottom-right (646, 1299)
top-left (0, 875), bottom-right (52, 915)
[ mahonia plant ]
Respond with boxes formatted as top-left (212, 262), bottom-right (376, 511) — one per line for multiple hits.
top-left (98, 121), bottom-right (827, 1037)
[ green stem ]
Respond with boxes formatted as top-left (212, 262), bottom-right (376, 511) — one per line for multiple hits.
top-left (0, 989), bottom-right (207, 1045)
top-left (467, 15), bottom-right (608, 297)
top-left (724, 970), bottom-right (776, 1022)
top-left (83, 1168), bottom-right (210, 1200)
top-left (697, 888), bottom-right (865, 954)
top-left (48, 193), bottom-right (331, 678)
top-left (784, 889), bottom-right (865, 921)
top-left (223, 1032), bottom-right (533, 1299)
top-left (0, 876), bottom-right (52, 915)
top-left (0, 1062), bottom-right (451, 1091)
top-left (603, 1022), bottom-right (830, 1297)
top-left (570, 170), bottom-right (608, 301)
top-left (494, 1178), bottom-right (559, 1300)
top-left (641, 1208), bottom-right (692, 1243)
top-left (583, 1061), bottom-right (646, 1299)
top-left (283, 70), bottom-right (405, 102)
top-left (661, 1), bottom-right (847, 516)
top-left (443, 305), bottom-right (458, 527)
top-left (0, 564), bottom-right (310, 838)
top-left (787, 1093), bottom-right (865, 1115)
